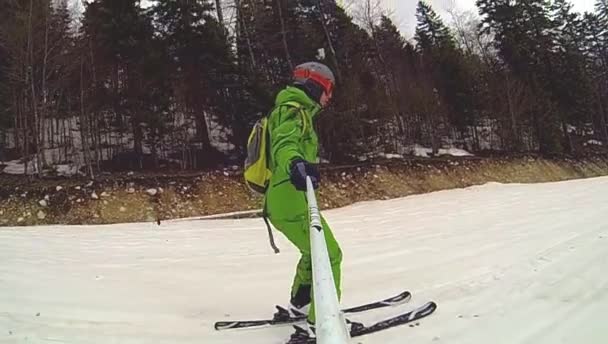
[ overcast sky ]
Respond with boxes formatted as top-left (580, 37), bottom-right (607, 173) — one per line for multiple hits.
top-left (81, 0), bottom-right (599, 40)
top-left (388, 0), bottom-right (598, 38)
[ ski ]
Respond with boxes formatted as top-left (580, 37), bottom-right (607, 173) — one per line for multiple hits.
top-left (214, 290), bottom-right (411, 331)
top-left (287, 301), bottom-right (437, 343)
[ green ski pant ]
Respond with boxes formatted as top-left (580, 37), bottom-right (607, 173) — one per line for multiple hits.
top-left (269, 215), bottom-right (343, 323)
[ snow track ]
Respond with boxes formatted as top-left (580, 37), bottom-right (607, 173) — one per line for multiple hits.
top-left (2, 177), bottom-right (608, 343)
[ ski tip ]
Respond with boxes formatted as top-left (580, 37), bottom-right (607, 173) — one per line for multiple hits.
top-left (423, 301), bottom-right (439, 313)
top-left (420, 300), bottom-right (437, 308)
top-left (402, 291), bottom-right (413, 302)
top-left (382, 290), bottom-right (411, 304)
top-left (215, 321), bottom-right (242, 331)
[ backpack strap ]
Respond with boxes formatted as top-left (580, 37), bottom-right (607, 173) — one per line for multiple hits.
top-left (270, 101), bottom-right (307, 135)
top-left (281, 101), bottom-right (308, 135)
top-left (262, 198), bottom-right (280, 254)
top-left (265, 101), bottom-right (308, 170)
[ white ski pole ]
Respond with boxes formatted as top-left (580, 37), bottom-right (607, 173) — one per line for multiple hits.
top-left (306, 176), bottom-right (350, 344)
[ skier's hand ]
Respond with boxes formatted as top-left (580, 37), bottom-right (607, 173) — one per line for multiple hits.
top-left (289, 159), bottom-right (320, 191)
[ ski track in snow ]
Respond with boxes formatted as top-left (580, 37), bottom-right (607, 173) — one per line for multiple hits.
top-left (1, 177), bottom-right (608, 343)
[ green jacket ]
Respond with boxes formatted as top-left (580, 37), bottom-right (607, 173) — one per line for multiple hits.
top-left (265, 86), bottom-right (322, 221)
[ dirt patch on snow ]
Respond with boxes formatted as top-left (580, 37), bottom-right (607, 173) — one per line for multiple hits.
top-left (1, 155), bottom-right (608, 226)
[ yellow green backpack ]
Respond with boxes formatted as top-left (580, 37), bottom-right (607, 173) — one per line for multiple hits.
top-left (244, 101), bottom-right (305, 194)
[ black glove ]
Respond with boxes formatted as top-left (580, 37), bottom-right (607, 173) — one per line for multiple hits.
top-left (289, 159), bottom-right (320, 191)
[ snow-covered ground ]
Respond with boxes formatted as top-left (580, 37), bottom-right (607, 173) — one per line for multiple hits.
top-left (0, 114), bottom-right (234, 176)
top-left (2, 177), bottom-right (608, 343)
top-left (406, 144), bottom-right (473, 158)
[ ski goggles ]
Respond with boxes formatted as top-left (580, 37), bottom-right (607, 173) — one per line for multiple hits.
top-left (294, 68), bottom-right (334, 96)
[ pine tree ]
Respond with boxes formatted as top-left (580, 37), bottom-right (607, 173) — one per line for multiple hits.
top-left (81, 0), bottom-right (157, 170)
top-left (477, 0), bottom-right (566, 154)
top-left (0, 0), bottom-right (64, 174)
top-left (373, 15), bottom-right (418, 144)
top-left (597, 0), bottom-right (608, 24)
top-left (414, 1), bottom-right (477, 151)
top-left (550, 0), bottom-right (596, 150)
top-left (315, 4), bottom-right (389, 161)
top-left (593, 0), bottom-right (608, 81)
top-left (597, 0), bottom-right (608, 141)
top-left (582, 2), bottom-right (608, 142)
top-left (235, 0), bottom-right (388, 162)
top-left (415, 1), bottom-right (455, 54)
top-left (237, 0), bottom-right (294, 87)
top-left (151, 0), bottom-right (236, 167)
top-left (0, 0), bottom-right (16, 145)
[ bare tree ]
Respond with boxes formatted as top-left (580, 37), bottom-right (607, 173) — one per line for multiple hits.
top-left (445, 1), bottom-right (496, 64)
top-left (235, 0), bottom-right (257, 68)
top-left (317, 0), bottom-right (342, 81)
top-left (26, 0), bottom-right (43, 176)
top-left (275, 0), bottom-right (293, 70)
top-left (352, 0), bottom-right (384, 34)
top-left (215, 0), bottom-right (225, 26)
top-left (595, 83), bottom-right (608, 144)
top-left (445, 3), bottom-right (475, 54)
top-left (354, 0), bottom-right (406, 143)
top-left (80, 50), bottom-right (94, 179)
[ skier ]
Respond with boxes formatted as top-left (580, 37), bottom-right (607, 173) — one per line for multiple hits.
top-left (229, 62), bottom-right (437, 339)
top-left (265, 62), bottom-right (343, 338)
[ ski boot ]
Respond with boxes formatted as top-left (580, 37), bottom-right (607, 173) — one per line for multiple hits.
top-left (273, 301), bottom-right (310, 321)
top-left (288, 317), bottom-right (364, 343)
top-left (274, 284), bottom-right (312, 321)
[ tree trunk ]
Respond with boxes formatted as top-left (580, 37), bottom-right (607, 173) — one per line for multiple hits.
top-left (505, 75), bottom-right (519, 151)
top-left (472, 124), bottom-right (480, 152)
top-left (151, 133), bottom-right (159, 169)
top-left (598, 87), bottom-right (608, 144)
top-left (133, 116), bottom-right (144, 170)
top-left (27, 0), bottom-right (42, 177)
top-left (88, 38), bottom-right (102, 168)
top-left (29, 69), bottom-right (41, 176)
top-left (196, 111), bottom-right (212, 151)
top-left (561, 120), bottom-right (572, 154)
top-left (23, 92), bottom-right (30, 176)
top-left (80, 55), bottom-right (94, 179)
top-left (275, 0), bottom-right (293, 71)
top-left (181, 136), bottom-right (187, 170)
top-left (63, 117), bottom-right (68, 162)
top-left (215, 0), bottom-right (224, 26)
top-left (429, 115), bottom-right (439, 156)
top-left (237, 0), bottom-right (257, 68)
top-left (317, 0), bottom-right (342, 81)
top-left (41, 1), bottom-right (51, 167)
top-left (13, 91), bottom-right (21, 152)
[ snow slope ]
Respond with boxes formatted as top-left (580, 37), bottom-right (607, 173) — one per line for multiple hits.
top-left (2, 177), bottom-right (608, 344)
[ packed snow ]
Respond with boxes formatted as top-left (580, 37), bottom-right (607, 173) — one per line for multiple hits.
top-left (0, 159), bottom-right (81, 177)
top-left (2, 177), bottom-right (608, 343)
top-left (0, 159), bottom-right (32, 175)
top-left (406, 144), bottom-right (473, 158)
top-left (586, 140), bottom-right (603, 146)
